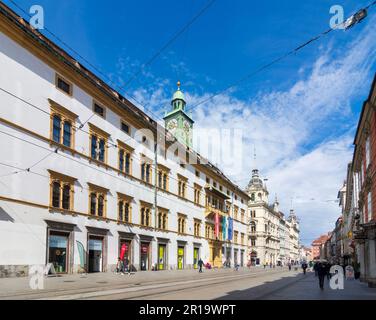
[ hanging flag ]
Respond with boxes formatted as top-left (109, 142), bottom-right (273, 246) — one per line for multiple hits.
top-left (222, 216), bottom-right (227, 241)
top-left (215, 213), bottom-right (219, 238)
top-left (76, 241), bottom-right (86, 270)
top-left (120, 243), bottom-right (127, 260)
top-left (228, 217), bottom-right (233, 240)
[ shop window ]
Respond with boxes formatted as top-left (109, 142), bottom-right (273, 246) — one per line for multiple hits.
top-left (89, 124), bottom-right (109, 163)
top-left (48, 231), bottom-right (69, 273)
top-left (56, 74), bottom-right (72, 96)
top-left (88, 183), bottom-right (108, 217)
top-left (49, 170), bottom-right (76, 210)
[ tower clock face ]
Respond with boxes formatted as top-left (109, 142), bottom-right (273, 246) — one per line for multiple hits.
top-left (167, 119), bottom-right (178, 131)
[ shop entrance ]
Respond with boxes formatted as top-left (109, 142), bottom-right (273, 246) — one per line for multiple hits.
top-left (234, 249), bottom-right (238, 266)
top-left (88, 236), bottom-right (103, 273)
top-left (193, 248), bottom-right (199, 269)
top-left (209, 242), bottom-right (222, 268)
top-left (119, 239), bottom-right (132, 270)
top-left (140, 242), bottom-right (150, 271)
top-left (158, 244), bottom-right (167, 270)
top-left (48, 231), bottom-right (69, 273)
top-left (177, 246), bottom-right (185, 269)
top-left (240, 250), bottom-right (244, 267)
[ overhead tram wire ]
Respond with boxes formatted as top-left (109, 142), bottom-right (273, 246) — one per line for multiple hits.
top-left (6, 0), bottom-right (168, 125)
top-left (7, 0), bottom-right (216, 125)
top-left (0, 130), bottom-right (229, 209)
top-left (122, 0), bottom-right (217, 87)
top-left (184, 1), bottom-right (376, 113)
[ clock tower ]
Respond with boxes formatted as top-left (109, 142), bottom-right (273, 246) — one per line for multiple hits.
top-left (164, 81), bottom-right (194, 148)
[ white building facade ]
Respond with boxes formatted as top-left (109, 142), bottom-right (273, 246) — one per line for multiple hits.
top-left (247, 168), bottom-right (300, 266)
top-left (0, 3), bottom-right (249, 277)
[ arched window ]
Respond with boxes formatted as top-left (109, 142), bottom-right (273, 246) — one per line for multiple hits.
top-left (52, 115), bottom-right (61, 143)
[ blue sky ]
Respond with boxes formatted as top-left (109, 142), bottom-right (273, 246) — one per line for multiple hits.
top-left (3, 0), bottom-right (376, 245)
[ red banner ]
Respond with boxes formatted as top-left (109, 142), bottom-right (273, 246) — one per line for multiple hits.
top-left (120, 244), bottom-right (127, 260)
top-left (215, 213), bottom-right (219, 238)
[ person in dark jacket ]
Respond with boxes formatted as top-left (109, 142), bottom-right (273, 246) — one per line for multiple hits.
top-left (313, 262), bottom-right (318, 276)
top-left (326, 263), bottom-right (332, 280)
top-left (198, 259), bottom-right (204, 273)
top-left (302, 262), bottom-right (308, 275)
top-left (317, 262), bottom-right (328, 290)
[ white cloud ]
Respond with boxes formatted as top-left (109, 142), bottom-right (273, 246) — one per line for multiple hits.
top-left (115, 16), bottom-right (375, 245)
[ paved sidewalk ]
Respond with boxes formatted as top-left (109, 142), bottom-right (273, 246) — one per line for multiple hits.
top-left (263, 272), bottom-right (376, 300)
top-left (0, 266), bottom-right (283, 299)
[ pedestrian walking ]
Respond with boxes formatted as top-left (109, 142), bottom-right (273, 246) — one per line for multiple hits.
top-left (198, 258), bottom-right (204, 273)
top-left (313, 262), bottom-right (318, 276)
top-left (288, 262), bottom-right (291, 271)
top-left (317, 262), bottom-right (328, 290)
top-left (302, 262), bottom-right (308, 275)
top-left (115, 257), bottom-right (124, 275)
top-left (269, 262), bottom-right (272, 268)
top-left (326, 262), bottom-right (332, 280)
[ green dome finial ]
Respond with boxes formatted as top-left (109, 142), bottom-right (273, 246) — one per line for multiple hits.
top-left (172, 80), bottom-right (185, 102)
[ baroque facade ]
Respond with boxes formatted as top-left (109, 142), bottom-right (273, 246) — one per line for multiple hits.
top-left (0, 3), bottom-right (249, 277)
top-left (246, 167), bottom-right (300, 266)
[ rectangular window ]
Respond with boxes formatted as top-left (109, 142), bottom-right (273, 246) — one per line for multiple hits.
top-left (234, 231), bottom-right (239, 244)
top-left (119, 148), bottom-right (132, 175)
top-left (50, 100), bottom-right (77, 149)
top-left (141, 162), bottom-right (152, 184)
top-left (157, 165), bottom-right (170, 191)
top-left (194, 185), bottom-right (202, 205)
top-left (56, 74), bottom-right (72, 95)
top-left (234, 205), bottom-right (239, 220)
top-left (178, 175), bottom-right (188, 198)
top-left (93, 102), bottom-right (106, 118)
top-left (366, 136), bottom-right (371, 168)
top-left (118, 194), bottom-right (132, 223)
top-left (49, 170), bottom-right (76, 211)
top-left (157, 208), bottom-right (168, 230)
top-left (241, 209), bottom-right (245, 222)
top-left (121, 121), bottom-right (130, 134)
top-left (178, 214), bottom-right (187, 234)
top-left (194, 219), bottom-right (201, 237)
top-left (89, 124), bottom-right (109, 163)
top-left (367, 192), bottom-right (372, 223)
top-left (140, 205), bottom-right (152, 227)
top-left (88, 183), bottom-right (108, 217)
top-left (195, 170), bottom-right (200, 178)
